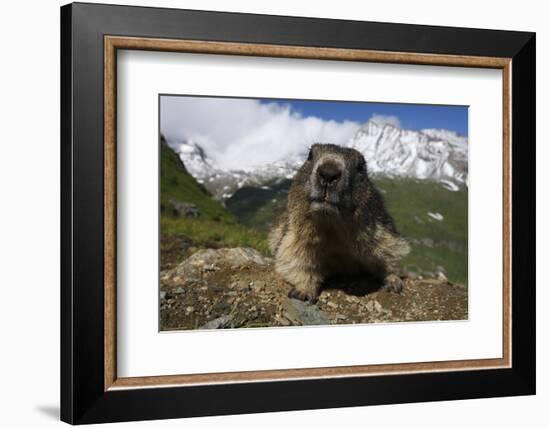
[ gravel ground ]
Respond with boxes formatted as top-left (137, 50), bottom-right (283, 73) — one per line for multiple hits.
top-left (160, 246), bottom-right (468, 331)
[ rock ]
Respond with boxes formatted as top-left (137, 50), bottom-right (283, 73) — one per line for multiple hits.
top-left (185, 306), bottom-right (194, 315)
top-left (282, 298), bottom-right (330, 326)
top-left (214, 302), bottom-right (231, 312)
top-left (160, 291), bottom-right (167, 300)
top-left (203, 264), bottom-right (217, 272)
top-left (436, 271), bottom-right (448, 282)
top-left (166, 248), bottom-right (272, 287)
top-left (420, 238), bottom-right (434, 248)
top-left (366, 300), bottom-right (383, 313)
top-left (230, 280), bottom-right (251, 291)
top-left (326, 301), bottom-right (338, 309)
top-left (169, 199), bottom-right (201, 218)
top-left (275, 315), bottom-right (291, 326)
top-left (199, 315), bottom-right (233, 329)
top-left (250, 281), bottom-right (265, 292)
top-left (406, 270), bottom-right (419, 280)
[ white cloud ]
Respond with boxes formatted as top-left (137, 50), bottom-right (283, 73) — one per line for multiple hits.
top-left (369, 114), bottom-right (401, 129)
top-left (160, 96), bottom-right (361, 170)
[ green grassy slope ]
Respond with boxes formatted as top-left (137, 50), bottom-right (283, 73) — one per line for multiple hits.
top-left (160, 139), bottom-right (268, 254)
top-left (374, 177), bottom-right (468, 285)
top-left (160, 138), bottom-right (232, 222)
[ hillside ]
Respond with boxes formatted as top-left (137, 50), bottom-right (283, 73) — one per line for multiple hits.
top-left (160, 136), bottom-right (232, 222)
top-left (224, 180), bottom-right (291, 233)
top-left (160, 137), bottom-right (268, 270)
top-left (376, 177), bottom-right (468, 285)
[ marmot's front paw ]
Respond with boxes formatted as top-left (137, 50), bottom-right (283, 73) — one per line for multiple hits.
top-left (382, 274), bottom-right (404, 294)
top-left (288, 288), bottom-right (318, 303)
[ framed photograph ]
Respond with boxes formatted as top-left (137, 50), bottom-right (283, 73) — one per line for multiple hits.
top-left (61, 2), bottom-right (535, 424)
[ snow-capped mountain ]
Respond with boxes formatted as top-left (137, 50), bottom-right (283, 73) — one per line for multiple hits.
top-left (348, 121), bottom-right (468, 185)
top-left (167, 120), bottom-right (468, 199)
top-left (167, 139), bottom-right (304, 199)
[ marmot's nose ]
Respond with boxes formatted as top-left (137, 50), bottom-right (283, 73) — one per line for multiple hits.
top-left (317, 161), bottom-right (342, 185)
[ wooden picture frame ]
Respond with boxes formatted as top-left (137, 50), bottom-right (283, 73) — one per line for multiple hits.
top-left (61, 2), bottom-right (535, 424)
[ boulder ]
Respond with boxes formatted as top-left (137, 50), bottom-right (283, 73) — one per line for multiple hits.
top-left (169, 199), bottom-right (201, 217)
top-left (166, 247), bottom-right (272, 287)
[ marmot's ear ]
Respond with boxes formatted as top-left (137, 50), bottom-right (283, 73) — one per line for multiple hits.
top-left (357, 159), bottom-right (367, 175)
top-left (307, 147), bottom-right (313, 161)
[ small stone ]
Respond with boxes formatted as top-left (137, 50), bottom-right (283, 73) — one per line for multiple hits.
top-left (366, 300), bottom-right (383, 313)
top-left (275, 315), bottom-right (291, 326)
top-left (199, 315), bottom-right (233, 329)
top-left (436, 271), bottom-right (448, 282)
top-left (203, 264), bottom-right (217, 272)
top-left (174, 287), bottom-right (184, 294)
top-left (326, 301), bottom-right (338, 309)
top-left (336, 314), bottom-right (347, 320)
top-left (214, 302), bottom-right (231, 312)
top-left (250, 282), bottom-right (265, 292)
top-left (421, 238), bottom-right (434, 248)
top-left (185, 306), bottom-right (194, 315)
top-left (407, 271), bottom-right (419, 280)
top-left (230, 280), bottom-right (250, 291)
top-left (160, 291), bottom-right (166, 300)
top-left (282, 298), bottom-right (330, 326)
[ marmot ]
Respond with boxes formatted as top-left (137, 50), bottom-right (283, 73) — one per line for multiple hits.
top-left (269, 143), bottom-right (410, 302)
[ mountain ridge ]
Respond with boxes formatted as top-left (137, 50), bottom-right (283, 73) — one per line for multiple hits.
top-left (166, 119), bottom-right (468, 199)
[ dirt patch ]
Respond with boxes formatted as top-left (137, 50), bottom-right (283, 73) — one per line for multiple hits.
top-left (160, 246), bottom-right (467, 331)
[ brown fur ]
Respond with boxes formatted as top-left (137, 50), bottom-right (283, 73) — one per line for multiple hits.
top-left (269, 144), bottom-right (410, 302)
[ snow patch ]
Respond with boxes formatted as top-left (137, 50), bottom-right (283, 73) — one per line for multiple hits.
top-left (427, 212), bottom-right (444, 221)
top-left (440, 179), bottom-right (459, 191)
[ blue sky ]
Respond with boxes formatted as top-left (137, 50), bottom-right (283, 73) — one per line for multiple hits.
top-left (260, 99), bottom-right (468, 136)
